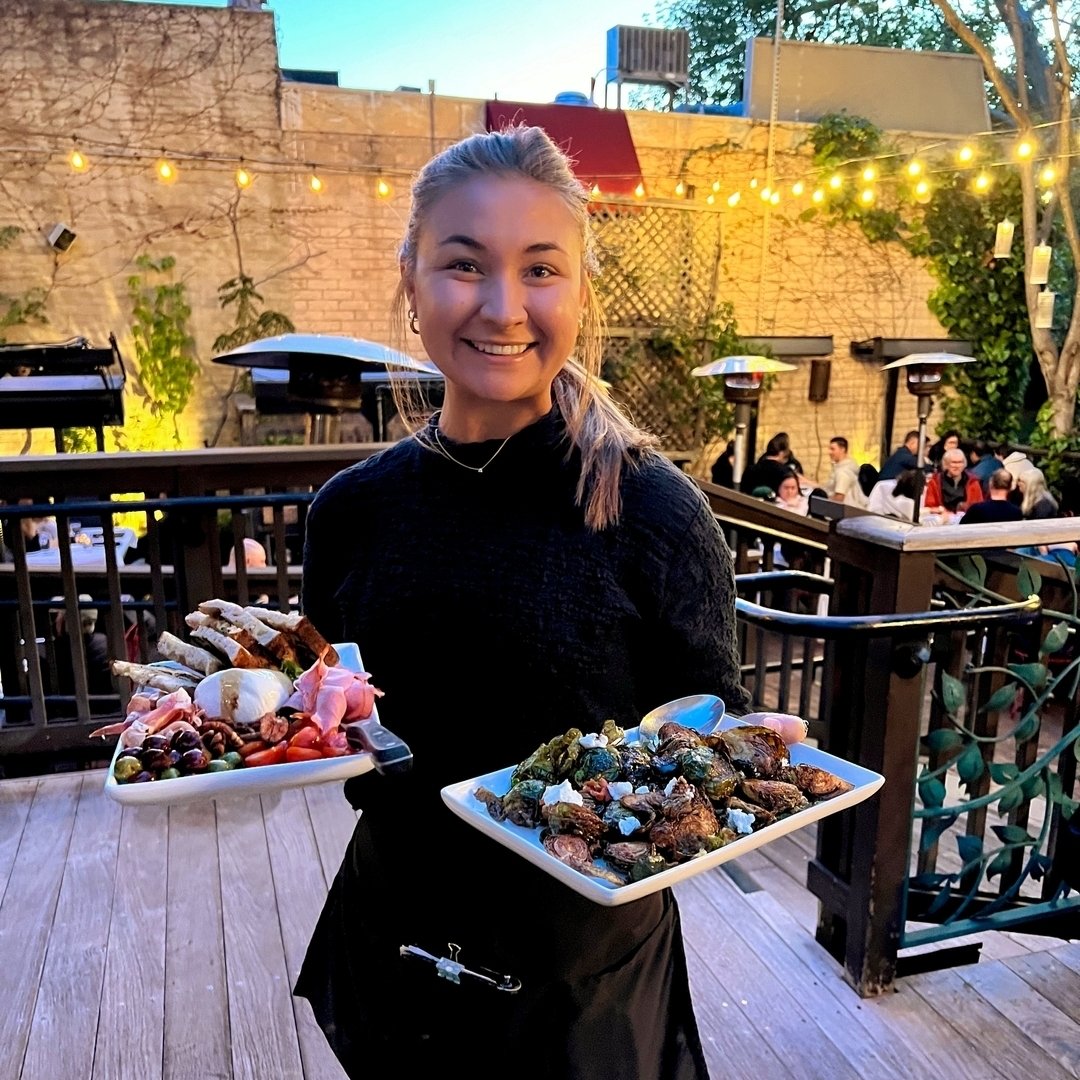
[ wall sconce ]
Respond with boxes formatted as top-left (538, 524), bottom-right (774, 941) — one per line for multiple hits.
top-left (692, 355), bottom-right (797, 485)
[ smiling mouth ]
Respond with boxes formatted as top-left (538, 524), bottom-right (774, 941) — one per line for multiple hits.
top-left (464, 339), bottom-right (535, 356)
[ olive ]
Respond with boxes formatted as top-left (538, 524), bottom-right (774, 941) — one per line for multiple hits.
top-left (130, 771), bottom-right (155, 783)
top-left (159, 767), bottom-right (181, 780)
top-left (171, 729), bottom-right (202, 754)
top-left (139, 747), bottom-right (173, 772)
top-left (142, 734), bottom-right (169, 752)
top-left (206, 759), bottom-right (232, 772)
top-left (181, 747), bottom-right (210, 772)
top-left (113, 756), bottom-right (142, 782)
top-left (119, 747), bottom-right (142, 759)
top-left (221, 751), bottom-right (244, 770)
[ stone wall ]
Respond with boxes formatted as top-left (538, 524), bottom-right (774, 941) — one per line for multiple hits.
top-left (0, 0), bottom-right (949, 481)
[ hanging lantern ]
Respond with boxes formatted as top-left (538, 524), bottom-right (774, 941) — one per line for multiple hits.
top-left (993, 219), bottom-right (1015, 258)
top-left (1035, 290), bottom-right (1055, 329)
top-left (1030, 243), bottom-right (1052, 285)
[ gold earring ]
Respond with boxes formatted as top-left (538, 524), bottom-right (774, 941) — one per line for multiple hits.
top-left (408, 308), bottom-right (419, 334)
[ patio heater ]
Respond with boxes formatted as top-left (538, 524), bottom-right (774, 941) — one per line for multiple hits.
top-left (691, 355), bottom-right (797, 486)
top-left (213, 333), bottom-right (440, 444)
top-left (880, 351), bottom-right (976, 521)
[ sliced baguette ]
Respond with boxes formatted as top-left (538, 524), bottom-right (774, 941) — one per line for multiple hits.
top-left (197, 600), bottom-right (300, 668)
top-left (156, 630), bottom-right (224, 676)
top-left (185, 612), bottom-right (263, 657)
top-left (189, 625), bottom-right (266, 669)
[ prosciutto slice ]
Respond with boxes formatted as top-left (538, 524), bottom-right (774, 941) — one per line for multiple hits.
top-left (285, 658), bottom-right (383, 734)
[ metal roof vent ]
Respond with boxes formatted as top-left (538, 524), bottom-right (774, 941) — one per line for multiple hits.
top-left (605, 26), bottom-right (689, 108)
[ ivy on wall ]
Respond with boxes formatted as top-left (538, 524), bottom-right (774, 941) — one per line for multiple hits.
top-left (0, 226), bottom-right (47, 344)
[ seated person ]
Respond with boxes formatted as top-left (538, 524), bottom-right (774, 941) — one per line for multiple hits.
top-left (924, 448), bottom-right (983, 514)
top-left (710, 440), bottom-right (735, 488)
top-left (739, 433), bottom-right (794, 495)
top-left (224, 537), bottom-right (268, 570)
top-left (1018, 468), bottom-right (1059, 520)
top-left (775, 470), bottom-right (808, 515)
top-left (879, 431), bottom-right (920, 481)
top-left (1, 503), bottom-right (57, 560)
top-left (928, 429), bottom-right (963, 466)
top-left (960, 469), bottom-right (1023, 524)
top-left (843, 464), bottom-right (879, 511)
top-left (51, 596), bottom-right (114, 713)
top-left (867, 468), bottom-right (922, 521)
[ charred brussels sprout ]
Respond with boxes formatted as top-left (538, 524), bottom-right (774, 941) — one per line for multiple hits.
top-left (572, 746), bottom-right (622, 787)
top-left (674, 745), bottom-right (715, 783)
top-left (499, 779), bottom-right (546, 828)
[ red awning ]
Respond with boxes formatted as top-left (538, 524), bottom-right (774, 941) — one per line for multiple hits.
top-left (484, 101), bottom-right (643, 198)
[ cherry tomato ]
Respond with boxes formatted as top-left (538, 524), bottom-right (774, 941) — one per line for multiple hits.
top-left (245, 741), bottom-right (287, 768)
top-left (320, 730), bottom-right (351, 757)
top-left (285, 746), bottom-right (323, 762)
top-left (288, 725), bottom-right (322, 751)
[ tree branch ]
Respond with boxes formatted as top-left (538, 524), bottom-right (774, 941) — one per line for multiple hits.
top-left (999, 0), bottom-right (1031, 113)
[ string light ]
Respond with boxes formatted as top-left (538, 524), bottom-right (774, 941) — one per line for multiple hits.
top-left (234, 162), bottom-right (253, 189)
top-left (726, 191), bottom-right (740, 207)
top-left (790, 180), bottom-right (804, 197)
top-left (769, 190), bottom-right (779, 205)
top-left (861, 165), bottom-right (876, 182)
top-left (308, 168), bottom-right (324, 194)
top-left (674, 180), bottom-right (685, 197)
top-left (633, 181), bottom-right (646, 198)
top-left (748, 177), bottom-right (758, 189)
top-left (1015, 139), bottom-right (1035, 160)
top-left (375, 176), bottom-right (393, 199)
top-left (957, 145), bottom-right (975, 164)
top-left (155, 156), bottom-right (178, 184)
top-left (913, 179), bottom-right (931, 203)
top-left (711, 179), bottom-right (721, 193)
top-left (590, 182), bottom-right (601, 199)
top-left (972, 172), bottom-right (992, 193)
top-left (68, 143), bottom-right (88, 173)
top-left (828, 174), bottom-right (842, 190)
top-left (859, 188), bottom-right (875, 205)
top-left (906, 160), bottom-right (923, 177)
top-left (760, 185), bottom-right (771, 201)
top-left (1039, 164), bottom-right (1056, 185)
top-left (705, 192), bottom-right (715, 205)
top-left (811, 188), bottom-right (824, 203)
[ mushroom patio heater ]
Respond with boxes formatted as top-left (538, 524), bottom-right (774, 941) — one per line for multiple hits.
top-left (881, 351), bottom-right (977, 521)
top-left (691, 355), bottom-right (797, 485)
top-left (213, 333), bottom-right (440, 444)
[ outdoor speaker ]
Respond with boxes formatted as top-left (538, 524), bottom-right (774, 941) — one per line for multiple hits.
top-left (808, 358), bottom-right (831, 402)
top-left (46, 223), bottom-right (76, 252)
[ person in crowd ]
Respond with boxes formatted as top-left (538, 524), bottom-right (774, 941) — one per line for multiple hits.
top-left (928, 429), bottom-right (963, 466)
top-left (294, 123), bottom-right (751, 1079)
top-left (710, 439), bottom-right (735, 488)
top-left (739, 432), bottom-right (793, 494)
top-left (868, 467), bottom-right (922, 521)
top-left (224, 537), bottom-right (269, 569)
top-left (960, 469), bottom-right (1023, 524)
top-left (0, 501), bottom-right (56, 560)
top-left (967, 439), bottom-right (1005, 492)
top-left (842, 463), bottom-right (879, 511)
top-left (924, 448), bottom-right (983, 515)
top-left (879, 431), bottom-right (920, 481)
top-left (775, 469), bottom-right (809, 515)
top-left (51, 595), bottom-right (114, 714)
top-left (823, 435), bottom-right (859, 503)
top-left (1018, 467), bottom-right (1059, 520)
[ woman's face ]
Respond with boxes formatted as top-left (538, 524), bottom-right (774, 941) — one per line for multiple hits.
top-left (405, 174), bottom-right (586, 429)
top-left (944, 435), bottom-right (960, 451)
top-left (778, 476), bottom-right (800, 503)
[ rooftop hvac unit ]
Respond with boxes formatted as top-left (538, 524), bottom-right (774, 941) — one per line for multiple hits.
top-left (605, 25), bottom-right (689, 109)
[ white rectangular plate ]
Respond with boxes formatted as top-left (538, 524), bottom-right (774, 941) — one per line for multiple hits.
top-left (104, 642), bottom-right (375, 806)
top-left (441, 718), bottom-right (884, 907)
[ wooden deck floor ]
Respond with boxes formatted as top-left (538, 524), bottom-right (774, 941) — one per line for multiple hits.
top-left (2, 771), bottom-right (1078, 1080)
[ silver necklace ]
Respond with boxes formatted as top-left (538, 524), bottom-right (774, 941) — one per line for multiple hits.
top-left (427, 425), bottom-right (514, 474)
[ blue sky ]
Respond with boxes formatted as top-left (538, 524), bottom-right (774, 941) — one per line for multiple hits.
top-left (131, 0), bottom-right (656, 103)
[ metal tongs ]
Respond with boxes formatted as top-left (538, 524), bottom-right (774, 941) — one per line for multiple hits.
top-left (345, 717), bottom-right (413, 776)
top-left (399, 942), bottom-right (521, 993)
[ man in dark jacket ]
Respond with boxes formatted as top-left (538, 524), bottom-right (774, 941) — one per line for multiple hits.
top-left (879, 431), bottom-right (920, 481)
top-left (960, 469), bottom-right (1024, 524)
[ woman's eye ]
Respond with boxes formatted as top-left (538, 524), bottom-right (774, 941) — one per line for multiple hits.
top-left (448, 259), bottom-right (478, 273)
top-left (528, 265), bottom-right (555, 278)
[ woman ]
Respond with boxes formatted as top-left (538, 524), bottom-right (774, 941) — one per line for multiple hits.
top-left (775, 469), bottom-right (808, 515)
top-left (295, 125), bottom-right (750, 1079)
top-left (1019, 467), bottom-right (1059, 520)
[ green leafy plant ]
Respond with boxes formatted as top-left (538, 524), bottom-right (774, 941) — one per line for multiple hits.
top-left (0, 225), bottom-right (48, 343)
top-left (212, 274), bottom-right (294, 354)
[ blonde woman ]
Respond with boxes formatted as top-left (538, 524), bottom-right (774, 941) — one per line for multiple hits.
top-left (296, 125), bottom-right (750, 1079)
top-left (1018, 467), bottom-right (1059, 520)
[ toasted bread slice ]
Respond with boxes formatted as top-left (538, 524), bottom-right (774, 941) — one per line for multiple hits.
top-left (185, 612), bottom-right (263, 657)
top-left (244, 606), bottom-right (340, 667)
top-left (197, 600), bottom-right (300, 668)
top-left (189, 625), bottom-right (266, 669)
top-left (156, 630), bottom-right (224, 676)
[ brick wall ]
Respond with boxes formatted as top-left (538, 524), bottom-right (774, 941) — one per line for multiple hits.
top-left (0, 0), bottom-right (950, 477)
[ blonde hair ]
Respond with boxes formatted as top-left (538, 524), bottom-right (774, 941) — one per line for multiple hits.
top-left (1020, 467), bottom-right (1057, 516)
top-left (389, 124), bottom-right (657, 530)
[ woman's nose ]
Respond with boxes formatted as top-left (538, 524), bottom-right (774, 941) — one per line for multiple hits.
top-left (480, 276), bottom-right (527, 325)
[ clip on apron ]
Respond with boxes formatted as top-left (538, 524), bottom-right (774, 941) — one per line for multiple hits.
top-left (400, 942), bottom-right (521, 993)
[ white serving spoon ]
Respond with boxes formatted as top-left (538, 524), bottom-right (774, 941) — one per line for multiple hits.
top-left (636, 694), bottom-right (808, 749)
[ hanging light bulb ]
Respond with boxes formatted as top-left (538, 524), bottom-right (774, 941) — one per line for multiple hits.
top-left (790, 180), bottom-right (804, 197)
top-left (828, 174), bottom-right (842, 190)
top-left (972, 172), bottom-right (992, 193)
top-left (235, 162), bottom-right (253, 189)
top-left (748, 177), bottom-right (759, 189)
top-left (859, 188), bottom-right (875, 205)
top-left (957, 145), bottom-right (974, 165)
top-left (726, 191), bottom-right (740, 207)
top-left (906, 160), bottom-right (923, 177)
top-left (68, 145), bottom-right (89, 173)
top-left (811, 188), bottom-right (825, 203)
top-left (155, 156), bottom-right (178, 184)
top-left (674, 180), bottom-right (685, 197)
top-left (914, 179), bottom-right (931, 203)
top-left (706, 193), bottom-right (716, 205)
top-left (633, 181), bottom-right (646, 198)
top-left (1039, 164), bottom-right (1056, 186)
top-left (590, 182), bottom-right (601, 199)
top-left (760, 186), bottom-right (771, 201)
top-left (1015, 139), bottom-right (1035, 160)
top-left (308, 169), bottom-right (324, 194)
top-left (711, 179), bottom-right (721, 193)
top-left (769, 190), bottom-right (780, 205)
top-left (861, 165), bottom-right (877, 183)
top-left (375, 177), bottom-right (393, 199)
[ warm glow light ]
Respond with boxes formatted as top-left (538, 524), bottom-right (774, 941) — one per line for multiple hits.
top-left (957, 145), bottom-right (974, 164)
top-left (590, 183), bottom-right (601, 199)
top-left (906, 160), bottom-right (923, 177)
top-left (760, 186), bottom-right (771, 200)
top-left (914, 179), bottom-right (931, 202)
top-left (749, 177), bottom-right (759, 189)
top-left (156, 158), bottom-right (177, 184)
top-left (674, 180), bottom-right (685, 196)
top-left (235, 165), bottom-right (253, 189)
top-left (726, 191), bottom-right (740, 207)
top-left (711, 179), bottom-right (721, 193)
top-left (308, 172), bottom-right (324, 194)
top-left (973, 172), bottom-right (992, 193)
top-left (861, 166), bottom-right (876, 182)
top-left (828, 174), bottom-right (842, 190)
top-left (706, 193), bottom-right (716, 205)
top-left (68, 147), bottom-right (88, 173)
top-left (859, 188), bottom-right (875, 205)
top-left (791, 180), bottom-right (804, 196)
top-left (1016, 139), bottom-right (1034, 159)
top-left (811, 188), bottom-right (824, 203)
top-left (376, 177), bottom-right (393, 199)
top-left (769, 191), bottom-right (780, 205)
top-left (1039, 164), bottom-right (1056, 185)
top-left (633, 182), bottom-right (646, 198)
